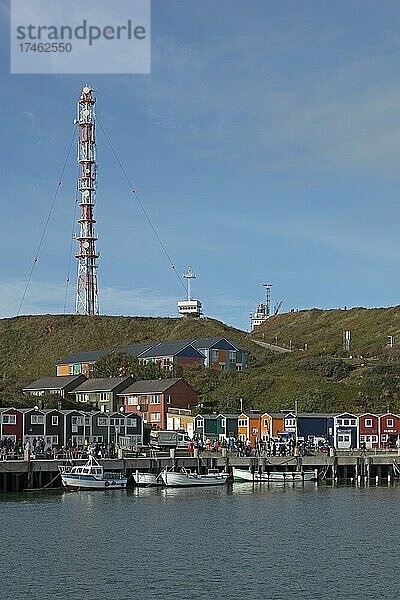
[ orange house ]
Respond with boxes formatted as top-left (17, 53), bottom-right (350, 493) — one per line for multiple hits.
top-left (270, 413), bottom-right (285, 438)
top-left (237, 411), bottom-right (261, 446)
top-left (260, 413), bottom-right (273, 441)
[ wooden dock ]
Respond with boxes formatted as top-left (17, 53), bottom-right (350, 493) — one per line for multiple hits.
top-left (1, 450), bottom-right (399, 492)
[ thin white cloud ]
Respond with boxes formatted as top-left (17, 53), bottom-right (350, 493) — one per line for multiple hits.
top-left (0, 280), bottom-right (178, 318)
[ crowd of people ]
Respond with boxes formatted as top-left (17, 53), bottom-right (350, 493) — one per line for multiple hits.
top-left (0, 437), bottom-right (121, 460)
top-left (0, 434), bottom-right (329, 460)
top-left (191, 436), bottom-right (329, 457)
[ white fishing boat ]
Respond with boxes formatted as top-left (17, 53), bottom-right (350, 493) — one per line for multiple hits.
top-left (59, 456), bottom-right (128, 490)
top-left (161, 467), bottom-right (229, 487)
top-left (133, 470), bottom-right (162, 487)
top-left (233, 467), bottom-right (318, 483)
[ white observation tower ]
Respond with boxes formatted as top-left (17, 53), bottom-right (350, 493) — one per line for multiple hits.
top-left (177, 266), bottom-right (202, 317)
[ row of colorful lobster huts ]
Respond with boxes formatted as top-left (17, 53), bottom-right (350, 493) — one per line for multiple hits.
top-left (195, 411), bottom-right (400, 449)
top-left (0, 407), bottom-right (143, 449)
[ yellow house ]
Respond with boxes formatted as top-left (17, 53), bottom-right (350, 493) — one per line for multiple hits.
top-left (238, 411), bottom-right (261, 446)
top-left (166, 408), bottom-right (194, 438)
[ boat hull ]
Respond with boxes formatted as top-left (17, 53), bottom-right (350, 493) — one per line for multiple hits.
top-left (60, 473), bottom-right (127, 490)
top-left (161, 470), bottom-right (229, 487)
top-left (133, 471), bottom-right (161, 487)
top-left (233, 467), bottom-right (318, 483)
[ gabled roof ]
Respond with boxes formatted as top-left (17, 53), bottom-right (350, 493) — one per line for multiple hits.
top-left (118, 378), bottom-right (184, 395)
top-left (217, 413), bottom-right (239, 419)
top-left (124, 342), bottom-right (157, 357)
top-left (23, 375), bottom-right (84, 391)
top-left (177, 337), bottom-right (247, 352)
top-left (138, 341), bottom-right (204, 358)
top-left (195, 413), bottom-right (219, 420)
top-left (297, 412), bottom-right (334, 418)
top-left (192, 337), bottom-right (247, 351)
top-left (261, 412), bottom-right (286, 419)
top-left (56, 349), bottom-right (114, 365)
top-left (72, 377), bottom-right (132, 393)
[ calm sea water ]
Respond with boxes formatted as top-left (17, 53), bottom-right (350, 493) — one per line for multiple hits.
top-left (0, 483), bottom-right (399, 600)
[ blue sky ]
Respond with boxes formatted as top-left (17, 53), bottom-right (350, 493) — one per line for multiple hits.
top-left (1, 0), bottom-right (400, 330)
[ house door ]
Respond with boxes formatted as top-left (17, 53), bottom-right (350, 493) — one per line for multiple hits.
top-left (337, 433), bottom-right (351, 448)
top-left (364, 435), bottom-right (373, 449)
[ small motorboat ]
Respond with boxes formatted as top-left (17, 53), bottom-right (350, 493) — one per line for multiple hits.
top-left (161, 467), bottom-right (229, 487)
top-left (233, 467), bottom-right (318, 483)
top-left (133, 470), bottom-right (162, 487)
top-left (59, 455), bottom-right (127, 490)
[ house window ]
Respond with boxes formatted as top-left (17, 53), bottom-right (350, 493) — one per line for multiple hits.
top-left (343, 419), bottom-right (349, 426)
top-left (337, 419), bottom-right (343, 426)
top-left (252, 427), bottom-right (258, 435)
top-left (166, 396), bottom-right (171, 405)
top-left (286, 418), bottom-right (295, 427)
top-left (365, 419), bottom-right (373, 427)
top-left (263, 419), bottom-right (269, 427)
top-left (93, 436), bottom-right (103, 443)
top-left (150, 413), bottom-right (161, 422)
top-left (127, 396), bottom-right (139, 406)
top-left (387, 419), bottom-right (394, 428)
top-left (78, 393), bottom-right (89, 403)
top-left (85, 417), bottom-right (90, 426)
top-left (127, 418), bottom-right (137, 427)
top-left (151, 395), bottom-right (160, 404)
top-left (46, 436), bottom-right (58, 445)
top-left (31, 415), bottom-right (44, 425)
top-left (221, 418), bottom-right (226, 428)
top-left (51, 415), bottom-right (59, 426)
top-left (236, 365), bottom-right (243, 371)
top-left (381, 435), bottom-right (388, 442)
top-left (238, 419), bottom-right (247, 427)
top-left (229, 351), bottom-right (236, 362)
top-left (350, 419), bottom-right (356, 426)
top-left (211, 349), bottom-right (219, 363)
top-left (2, 414), bottom-right (16, 425)
top-left (97, 417), bottom-right (107, 426)
top-left (99, 392), bottom-right (108, 402)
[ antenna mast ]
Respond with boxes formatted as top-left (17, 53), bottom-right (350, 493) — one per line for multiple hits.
top-left (75, 85), bottom-right (99, 315)
top-left (184, 266), bottom-right (196, 300)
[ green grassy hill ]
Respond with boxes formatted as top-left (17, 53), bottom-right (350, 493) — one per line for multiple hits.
top-left (252, 306), bottom-right (400, 355)
top-left (0, 314), bottom-right (258, 382)
top-left (2, 310), bottom-right (400, 414)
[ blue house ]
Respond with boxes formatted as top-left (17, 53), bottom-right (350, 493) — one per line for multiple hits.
top-left (333, 413), bottom-right (358, 449)
top-left (281, 412), bottom-right (333, 445)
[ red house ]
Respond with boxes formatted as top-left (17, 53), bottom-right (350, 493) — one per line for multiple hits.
top-left (0, 408), bottom-right (23, 443)
top-left (119, 378), bottom-right (198, 429)
top-left (358, 413), bottom-right (379, 449)
top-left (379, 413), bottom-right (400, 448)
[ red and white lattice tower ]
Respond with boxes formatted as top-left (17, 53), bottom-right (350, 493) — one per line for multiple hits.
top-left (75, 85), bottom-right (99, 315)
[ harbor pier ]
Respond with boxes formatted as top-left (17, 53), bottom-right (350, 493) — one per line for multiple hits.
top-left (1, 451), bottom-right (400, 492)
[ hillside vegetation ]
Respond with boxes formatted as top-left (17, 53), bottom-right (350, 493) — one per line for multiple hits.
top-left (0, 314), bottom-right (259, 382)
top-left (252, 306), bottom-right (400, 355)
top-left (2, 310), bottom-right (400, 414)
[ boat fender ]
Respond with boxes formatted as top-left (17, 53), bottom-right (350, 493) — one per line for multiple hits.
top-left (105, 481), bottom-right (110, 487)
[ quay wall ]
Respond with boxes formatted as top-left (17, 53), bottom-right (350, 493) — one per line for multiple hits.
top-left (1, 452), bottom-right (399, 492)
